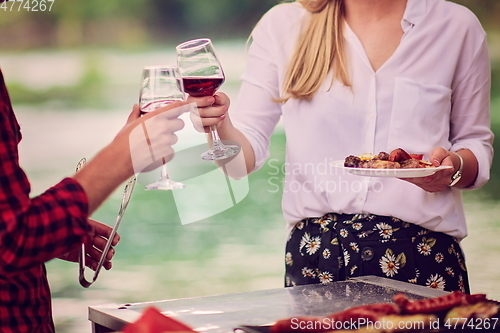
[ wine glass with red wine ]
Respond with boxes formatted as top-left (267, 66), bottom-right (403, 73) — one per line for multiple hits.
top-left (139, 65), bottom-right (186, 190)
top-left (176, 38), bottom-right (240, 161)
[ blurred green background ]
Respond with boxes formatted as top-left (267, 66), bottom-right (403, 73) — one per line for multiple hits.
top-left (1, 1), bottom-right (500, 332)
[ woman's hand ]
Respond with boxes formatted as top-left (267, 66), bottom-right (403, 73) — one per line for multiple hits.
top-left (187, 92), bottom-right (231, 133)
top-left (401, 147), bottom-right (456, 193)
top-left (187, 91), bottom-right (256, 173)
top-left (58, 219), bottom-right (120, 271)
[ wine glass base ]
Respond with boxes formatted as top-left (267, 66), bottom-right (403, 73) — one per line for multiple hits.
top-left (145, 179), bottom-right (186, 191)
top-left (201, 144), bottom-right (241, 161)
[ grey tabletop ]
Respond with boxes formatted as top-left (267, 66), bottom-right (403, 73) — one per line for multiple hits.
top-left (88, 276), bottom-right (447, 333)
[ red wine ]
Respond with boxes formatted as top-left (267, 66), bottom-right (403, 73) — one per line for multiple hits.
top-left (182, 77), bottom-right (224, 97)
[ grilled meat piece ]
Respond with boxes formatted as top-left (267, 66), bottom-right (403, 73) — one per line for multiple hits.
top-left (389, 148), bottom-right (413, 162)
top-left (377, 152), bottom-right (390, 160)
top-left (400, 159), bottom-right (421, 169)
top-left (344, 155), bottom-right (362, 168)
top-left (371, 160), bottom-right (401, 169)
top-left (345, 148), bottom-right (428, 170)
top-left (358, 159), bottom-right (400, 169)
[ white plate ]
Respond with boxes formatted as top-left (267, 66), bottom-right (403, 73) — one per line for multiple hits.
top-left (330, 160), bottom-right (453, 178)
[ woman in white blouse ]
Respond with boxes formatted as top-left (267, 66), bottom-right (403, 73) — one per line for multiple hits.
top-left (189, 0), bottom-right (493, 292)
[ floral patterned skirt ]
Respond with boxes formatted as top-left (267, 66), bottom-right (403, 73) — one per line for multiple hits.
top-left (284, 213), bottom-right (469, 293)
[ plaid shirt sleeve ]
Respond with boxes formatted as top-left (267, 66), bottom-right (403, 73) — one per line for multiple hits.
top-left (0, 70), bottom-right (91, 278)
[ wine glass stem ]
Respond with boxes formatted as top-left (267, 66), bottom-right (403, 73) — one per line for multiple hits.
top-left (210, 125), bottom-right (221, 141)
top-left (210, 125), bottom-right (227, 152)
top-left (160, 157), bottom-right (170, 179)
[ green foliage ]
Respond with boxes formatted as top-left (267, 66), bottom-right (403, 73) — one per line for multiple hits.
top-left (6, 55), bottom-right (106, 108)
top-left (2, 0), bottom-right (500, 50)
top-left (473, 60), bottom-right (500, 200)
top-left (0, 0), bottom-right (280, 49)
top-left (492, 61), bottom-right (500, 98)
top-left (160, 0), bottom-right (279, 38)
top-left (473, 100), bottom-right (500, 201)
top-left (453, 0), bottom-right (500, 29)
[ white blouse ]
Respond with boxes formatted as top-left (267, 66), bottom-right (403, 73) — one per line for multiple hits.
top-left (231, 0), bottom-right (493, 239)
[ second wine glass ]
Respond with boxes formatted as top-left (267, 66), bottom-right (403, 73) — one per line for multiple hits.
top-left (139, 65), bottom-right (186, 190)
top-left (176, 38), bottom-right (240, 161)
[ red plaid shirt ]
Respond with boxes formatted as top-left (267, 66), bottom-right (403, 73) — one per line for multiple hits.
top-left (0, 69), bottom-right (91, 332)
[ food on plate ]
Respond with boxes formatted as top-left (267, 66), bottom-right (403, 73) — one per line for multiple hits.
top-left (326, 303), bottom-right (400, 322)
top-left (344, 148), bottom-right (433, 169)
top-left (393, 290), bottom-right (487, 314)
top-left (271, 303), bottom-right (399, 333)
top-left (375, 314), bottom-right (436, 332)
top-left (445, 301), bottom-right (499, 323)
top-left (270, 291), bottom-right (499, 332)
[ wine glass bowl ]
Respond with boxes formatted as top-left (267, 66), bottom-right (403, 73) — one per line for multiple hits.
top-left (139, 65), bottom-right (185, 113)
top-left (139, 65), bottom-right (186, 190)
top-left (176, 38), bottom-right (225, 96)
top-left (182, 77), bottom-right (225, 98)
top-left (176, 38), bottom-right (240, 161)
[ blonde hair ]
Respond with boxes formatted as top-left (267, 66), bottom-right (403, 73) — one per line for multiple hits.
top-left (277, 0), bottom-right (349, 103)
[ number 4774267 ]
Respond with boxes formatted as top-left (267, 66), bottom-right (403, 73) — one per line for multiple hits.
top-left (1, 0), bottom-right (55, 12)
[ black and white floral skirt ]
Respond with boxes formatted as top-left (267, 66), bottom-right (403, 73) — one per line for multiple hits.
top-left (284, 213), bottom-right (469, 293)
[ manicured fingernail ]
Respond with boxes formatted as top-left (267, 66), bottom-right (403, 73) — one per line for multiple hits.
top-left (207, 97), bottom-right (215, 103)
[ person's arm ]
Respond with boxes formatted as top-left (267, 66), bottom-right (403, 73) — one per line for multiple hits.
top-left (403, 30), bottom-right (492, 193)
top-left (448, 149), bottom-right (478, 189)
top-left (72, 102), bottom-right (187, 215)
top-left (58, 218), bottom-right (120, 271)
top-left (188, 93), bottom-right (256, 173)
top-left (403, 148), bottom-right (478, 193)
top-left (0, 101), bottom-right (188, 277)
top-left (187, 8), bottom-right (288, 175)
top-left (446, 34), bottom-right (493, 190)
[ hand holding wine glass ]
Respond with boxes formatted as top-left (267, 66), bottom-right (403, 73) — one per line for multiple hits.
top-left (139, 65), bottom-right (186, 190)
top-left (176, 38), bottom-right (240, 161)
